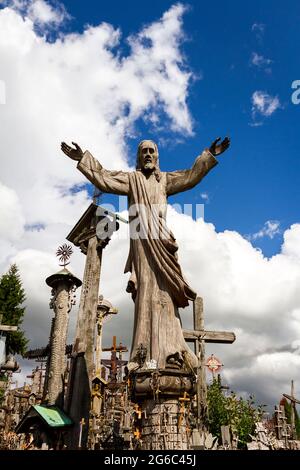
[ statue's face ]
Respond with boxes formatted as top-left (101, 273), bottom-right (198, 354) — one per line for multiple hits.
top-left (139, 141), bottom-right (158, 171)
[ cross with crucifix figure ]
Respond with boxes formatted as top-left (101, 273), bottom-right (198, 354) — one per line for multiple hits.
top-left (101, 336), bottom-right (128, 383)
top-left (183, 297), bottom-right (236, 429)
top-left (283, 380), bottom-right (300, 440)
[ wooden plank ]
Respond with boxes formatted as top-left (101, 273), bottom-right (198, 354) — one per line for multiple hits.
top-left (193, 297), bottom-right (203, 331)
top-left (0, 325), bottom-right (18, 332)
top-left (193, 297), bottom-right (207, 427)
top-left (283, 393), bottom-right (300, 405)
top-left (183, 329), bottom-right (236, 344)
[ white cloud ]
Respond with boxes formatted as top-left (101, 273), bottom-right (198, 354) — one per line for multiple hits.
top-left (77, 210), bottom-right (300, 407)
top-left (27, 0), bottom-right (66, 26)
top-left (0, 2), bottom-right (192, 230)
top-left (1, 0), bottom-right (67, 27)
top-left (12, 212), bottom-right (300, 408)
top-left (282, 223), bottom-right (300, 260)
top-left (251, 22), bottom-right (265, 41)
top-left (0, 78), bottom-right (5, 104)
top-left (0, 182), bottom-right (25, 241)
top-left (200, 192), bottom-right (209, 202)
top-left (251, 90), bottom-right (281, 121)
top-left (250, 220), bottom-right (281, 240)
top-left (251, 23), bottom-right (265, 33)
top-left (250, 52), bottom-right (272, 71)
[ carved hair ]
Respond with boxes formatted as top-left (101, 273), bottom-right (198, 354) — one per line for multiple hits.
top-left (136, 140), bottom-right (161, 182)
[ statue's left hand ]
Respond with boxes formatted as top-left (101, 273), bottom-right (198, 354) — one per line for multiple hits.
top-left (209, 136), bottom-right (230, 156)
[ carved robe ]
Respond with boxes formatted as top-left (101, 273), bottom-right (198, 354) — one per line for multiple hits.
top-left (77, 150), bottom-right (217, 371)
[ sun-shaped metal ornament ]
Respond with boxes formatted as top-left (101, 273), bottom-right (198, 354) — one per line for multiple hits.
top-left (56, 244), bottom-right (73, 267)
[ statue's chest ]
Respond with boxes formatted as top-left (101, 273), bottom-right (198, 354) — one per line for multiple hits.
top-left (143, 173), bottom-right (167, 205)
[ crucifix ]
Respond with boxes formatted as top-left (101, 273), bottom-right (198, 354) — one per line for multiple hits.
top-left (183, 297), bottom-right (236, 429)
top-left (283, 380), bottom-right (300, 440)
top-left (101, 336), bottom-right (128, 383)
top-left (94, 297), bottom-right (118, 376)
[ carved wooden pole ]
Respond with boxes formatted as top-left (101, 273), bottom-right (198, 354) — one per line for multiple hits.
top-left (65, 203), bottom-right (122, 449)
top-left (45, 269), bottom-right (81, 406)
top-left (193, 297), bottom-right (207, 429)
top-left (67, 203), bottom-right (116, 383)
top-left (74, 235), bottom-right (104, 380)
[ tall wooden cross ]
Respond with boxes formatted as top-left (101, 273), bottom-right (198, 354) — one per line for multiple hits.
top-left (283, 380), bottom-right (300, 440)
top-left (183, 297), bottom-right (236, 429)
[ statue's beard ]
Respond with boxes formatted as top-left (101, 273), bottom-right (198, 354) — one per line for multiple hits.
top-left (143, 162), bottom-right (155, 171)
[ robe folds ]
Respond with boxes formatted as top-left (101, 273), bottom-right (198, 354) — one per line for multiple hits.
top-left (77, 150), bottom-right (218, 370)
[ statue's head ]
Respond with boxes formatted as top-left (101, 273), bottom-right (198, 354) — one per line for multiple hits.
top-left (136, 140), bottom-right (159, 173)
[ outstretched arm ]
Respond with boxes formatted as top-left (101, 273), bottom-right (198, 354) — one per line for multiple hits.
top-left (166, 137), bottom-right (230, 196)
top-left (61, 141), bottom-right (129, 195)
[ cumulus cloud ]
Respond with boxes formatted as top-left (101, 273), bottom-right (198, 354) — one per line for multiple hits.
top-left (0, 1), bottom-right (192, 227)
top-left (101, 216), bottom-right (300, 408)
top-left (13, 210), bottom-right (300, 408)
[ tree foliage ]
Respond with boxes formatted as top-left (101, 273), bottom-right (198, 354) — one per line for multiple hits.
top-left (0, 264), bottom-right (28, 355)
top-left (207, 378), bottom-right (264, 448)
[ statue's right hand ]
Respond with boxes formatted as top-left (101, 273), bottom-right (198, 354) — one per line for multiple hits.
top-left (61, 141), bottom-right (84, 161)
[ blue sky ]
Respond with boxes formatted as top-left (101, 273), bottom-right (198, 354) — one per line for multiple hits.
top-left (54, 0), bottom-right (300, 257)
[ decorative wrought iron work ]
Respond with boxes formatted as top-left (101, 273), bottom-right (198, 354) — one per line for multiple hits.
top-left (56, 244), bottom-right (73, 267)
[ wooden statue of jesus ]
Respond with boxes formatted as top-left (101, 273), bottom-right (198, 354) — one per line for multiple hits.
top-left (61, 137), bottom-right (230, 373)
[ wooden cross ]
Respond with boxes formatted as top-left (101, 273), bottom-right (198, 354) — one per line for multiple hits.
top-left (78, 417), bottom-right (86, 449)
top-left (102, 336), bottom-right (128, 355)
top-left (183, 297), bottom-right (236, 429)
top-left (101, 336), bottom-right (128, 383)
top-left (283, 380), bottom-right (300, 440)
top-left (134, 403), bottom-right (142, 419)
top-left (179, 391), bottom-right (190, 404)
top-left (178, 392), bottom-right (190, 429)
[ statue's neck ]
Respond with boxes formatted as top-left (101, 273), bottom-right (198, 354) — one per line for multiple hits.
top-left (140, 168), bottom-right (155, 179)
